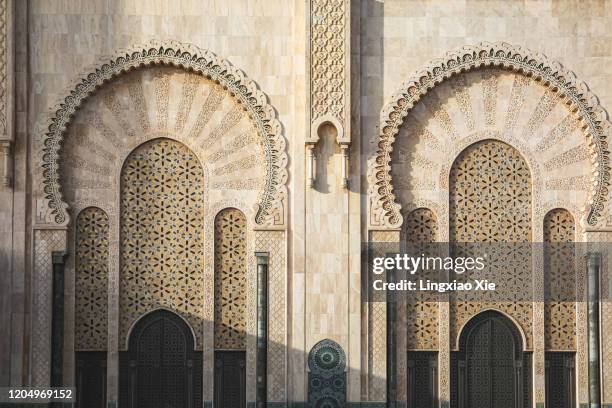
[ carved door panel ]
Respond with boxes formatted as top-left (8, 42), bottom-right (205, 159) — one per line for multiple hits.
top-left (121, 310), bottom-right (199, 408)
top-left (215, 351), bottom-right (246, 408)
top-left (489, 319), bottom-right (517, 407)
top-left (452, 312), bottom-right (527, 408)
top-left (466, 319), bottom-right (516, 408)
top-left (135, 317), bottom-right (164, 408)
top-left (466, 319), bottom-right (493, 408)
top-left (407, 351), bottom-right (437, 408)
top-left (546, 352), bottom-right (575, 408)
top-left (465, 317), bottom-right (519, 408)
top-left (135, 314), bottom-right (188, 408)
top-left (75, 351), bottom-right (107, 408)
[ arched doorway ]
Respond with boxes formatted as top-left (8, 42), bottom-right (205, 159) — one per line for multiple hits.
top-left (118, 138), bottom-right (205, 407)
top-left (452, 311), bottom-right (529, 408)
top-left (448, 140), bottom-right (533, 408)
top-left (121, 310), bottom-right (202, 408)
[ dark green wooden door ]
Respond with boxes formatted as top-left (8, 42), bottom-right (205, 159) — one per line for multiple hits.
top-left (120, 310), bottom-right (201, 408)
top-left (546, 352), bottom-right (575, 408)
top-left (466, 317), bottom-right (517, 408)
top-left (215, 351), bottom-right (246, 408)
top-left (451, 311), bottom-right (528, 408)
top-left (75, 351), bottom-right (106, 408)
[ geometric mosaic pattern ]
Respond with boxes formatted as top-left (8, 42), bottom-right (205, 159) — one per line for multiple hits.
top-left (405, 208), bottom-right (437, 243)
top-left (368, 230), bottom-right (398, 401)
top-left (120, 138), bottom-right (205, 350)
top-left (75, 207), bottom-right (109, 350)
top-left (256, 230), bottom-right (287, 401)
top-left (450, 140), bottom-right (532, 242)
top-left (214, 208), bottom-right (247, 350)
top-left (404, 208), bottom-right (438, 350)
top-left (449, 140), bottom-right (532, 348)
top-left (32, 230), bottom-right (64, 386)
top-left (543, 209), bottom-right (575, 242)
top-left (544, 208), bottom-right (576, 350)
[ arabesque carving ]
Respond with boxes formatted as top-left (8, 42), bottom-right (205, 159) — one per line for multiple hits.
top-left (370, 42), bottom-right (610, 229)
top-left (40, 40), bottom-right (287, 228)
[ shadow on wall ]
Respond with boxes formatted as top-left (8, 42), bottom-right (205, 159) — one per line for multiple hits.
top-left (72, 310), bottom-right (386, 408)
top-left (313, 122), bottom-right (340, 194)
top-left (69, 307), bottom-right (541, 408)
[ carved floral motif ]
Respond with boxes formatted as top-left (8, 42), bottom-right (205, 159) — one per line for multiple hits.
top-left (40, 40), bottom-right (287, 228)
top-left (370, 42), bottom-right (611, 229)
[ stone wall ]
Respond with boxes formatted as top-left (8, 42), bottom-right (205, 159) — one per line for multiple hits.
top-left (360, 1), bottom-right (612, 405)
top-left (0, 0), bottom-right (610, 406)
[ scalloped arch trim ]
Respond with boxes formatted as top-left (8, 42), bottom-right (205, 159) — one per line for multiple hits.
top-left (40, 40), bottom-right (288, 227)
top-left (369, 41), bottom-right (610, 229)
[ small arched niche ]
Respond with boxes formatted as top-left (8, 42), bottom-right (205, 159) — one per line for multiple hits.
top-left (306, 116), bottom-right (349, 191)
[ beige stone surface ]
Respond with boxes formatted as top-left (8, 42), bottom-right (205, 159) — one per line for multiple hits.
top-left (361, 1), bottom-right (612, 405)
top-left (0, 0), bottom-right (610, 406)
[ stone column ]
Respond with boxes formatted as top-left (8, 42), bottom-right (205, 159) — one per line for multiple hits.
top-left (587, 253), bottom-right (601, 408)
top-left (386, 262), bottom-right (397, 407)
top-left (50, 251), bottom-right (68, 387)
top-left (533, 244), bottom-right (546, 408)
top-left (32, 229), bottom-right (67, 387)
top-left (1, 141), bottom-right (10, 187)
top-left (256, 252), bottom-right (269, 407)
top-left (0, 0), bottom-right (14, 188)
top-left (306, 0), bottom-right (357, 405)
top-left (438, 297), bottom-right (450, 408)
top-left (0, 0), bottom-right (16, 389)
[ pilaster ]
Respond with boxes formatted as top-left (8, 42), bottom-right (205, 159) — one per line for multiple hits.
top-left (0, 0), bottom-right (16, 388)
top-left (305, 0), bottom-right (356, 404)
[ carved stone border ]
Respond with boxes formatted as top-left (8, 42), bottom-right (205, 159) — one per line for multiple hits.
top-left (369, 41), bottom-right (611, 230)
top-left (40, 39), bottom-right (288, 228)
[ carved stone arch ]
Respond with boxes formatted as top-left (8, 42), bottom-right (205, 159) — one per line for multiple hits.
top-left (310, 115), bottom-right (346, 145)
top-left (543, 208), bottom-right (576, 244)
top-left (441, 133), bottom-right (543, 194)
top-left (39, 40), bottom-right (288, 228)
top-left (369, 41), bottom-right (611, 230)
top-left (448, 138), bottom-right (533, 350)
top-left (544, 208), bottom-right (576, 242)
top-left (203, 199), bottom-right (254, 322)
top-left (442, 134), bottom-right (547, 238)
